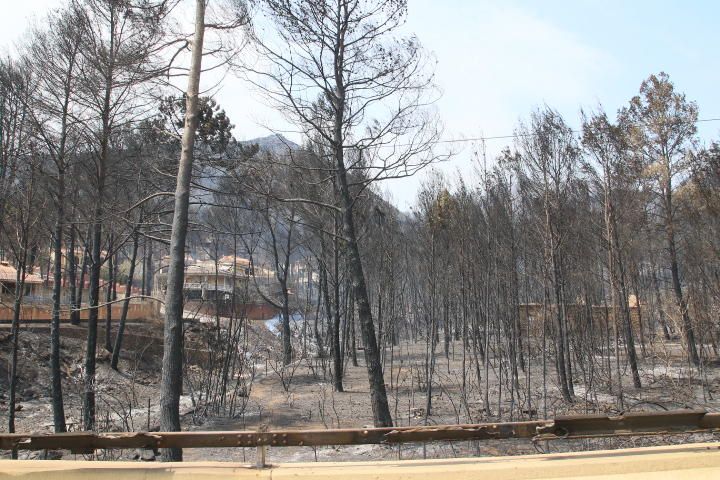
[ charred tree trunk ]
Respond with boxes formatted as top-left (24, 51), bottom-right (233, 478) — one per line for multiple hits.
top-left (83, 197), bottom-right (103, 430)
top-left (104, 234), bottom-right (115, 352)
top-left (50, 171), bottom-right (67, 433)
top-left (334, 153), bottom-right (392, 426)
top-left (550, 246), bottom-right (573, 403)
top-left (664, 195), bottom-right (699, 366)
top-left (607, 202), bottom-right (642, 388)
top-left (280, 277), bottom-right (292, 366)
top-left (9, 259), bottom-right (28, 458)
top-left (67, 221), bottom-right (78, 328)
top-left (349, 291), bottom-right (358, 367)
top-left (111, 231), bottom-right (139, 370)
top-left (74, 227), bottom-right (91, 326)
top-left (141, 236), bottom-right (147, 296)
top-left (160, 0), bottom-right (205, 461)
top-left (331, 220), bottom-right (343, 391)
top-left (144, 239), bottom-right (153, 297)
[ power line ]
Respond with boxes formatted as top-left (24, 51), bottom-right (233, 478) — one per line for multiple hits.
top-left (277, 117), bottom-right (720, 150)
top-left (418, 117), bottom-right (720, 147)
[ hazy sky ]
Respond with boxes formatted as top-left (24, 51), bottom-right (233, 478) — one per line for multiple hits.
top-left (2, 0), bottom-right (719, 209)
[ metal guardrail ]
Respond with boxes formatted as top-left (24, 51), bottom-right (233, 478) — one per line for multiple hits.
top-left (1, 410), bottom-right (719, 455)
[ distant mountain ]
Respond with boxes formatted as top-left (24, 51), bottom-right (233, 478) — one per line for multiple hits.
top-left (241, 134), bottom-right (408, 221)
top-left (240, 134), bottom-right (300, 155)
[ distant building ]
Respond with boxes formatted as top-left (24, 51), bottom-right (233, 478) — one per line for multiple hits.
top-left (0, 261), bottom-right (44, 300)
top-left (154, 255), bottom-right (279, 320)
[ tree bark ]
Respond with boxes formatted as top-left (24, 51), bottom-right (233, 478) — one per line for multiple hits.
top-left (75, 226), bottom-right (91, 326)
top-left (331, 219), bottom-right (343, 391)
top-left (280, 277), bottom-right (292, 366)
top-left (329, 8), bottom-right (391, 422)
top-left (607, 199), bottom-right (642, 388)
top-left (83, 4), bottom-right (115, 428)
top-left (50, 172), bottom-right (67, 433)
top-left (662, 180), bottom-right (699, 366)
top-left (111, 231), bottom-right (139, 370)
top-left (160, 0), bottom-right (205, 461)
top-left (334, 155), bottom-right (392, 426)
top-left (68, 222), bottom-right (78, 327)
top-left (146, 241), bottom-right (153, 296)
top-left (549, 230), bottom-right (572, 402)
top-left (9, 259), bottom-right (27, 457)
top-left (141, 236), bottom-right (147, 296)
top-left (83, 200), bottom-right (103, 430)
top-left (104, 234), bottom-right (115, 352)
top-left (666, 217), bottom-right (700, 365)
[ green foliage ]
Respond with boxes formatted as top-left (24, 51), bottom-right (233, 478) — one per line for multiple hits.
top-left (159, 95), bottom-right (235, 153)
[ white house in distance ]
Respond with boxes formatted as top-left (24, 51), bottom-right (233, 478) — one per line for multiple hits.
top-left (154, 255), bottom-right (280, 320)
top-left (0, 260), bottom-right (44, 301)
